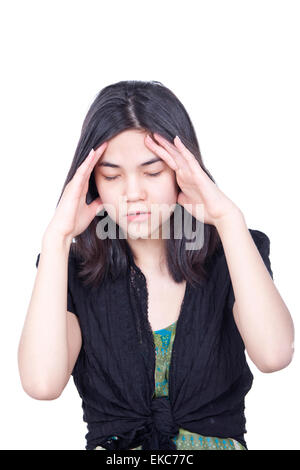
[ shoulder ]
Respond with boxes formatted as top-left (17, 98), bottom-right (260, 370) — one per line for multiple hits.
top-left (68, 245), bottom-right (81, 273)
top-left (248, 228), bottom-right (271, 248)
top-left (206, 226), bottom-right (272, 274)
top-left (35, 246), bottom-right (81, 282)
top-left (213, 227), bottom-right (271, 257)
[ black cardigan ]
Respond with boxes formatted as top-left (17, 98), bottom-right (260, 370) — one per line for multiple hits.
top-left (35, 228), bottom-right (273, 450)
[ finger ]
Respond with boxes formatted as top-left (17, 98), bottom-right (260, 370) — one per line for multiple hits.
top-left (145, 134), bottom-right (184, 171)
top-left (77, 148), bottom-right (95, 171)
top-left (82, 142), bottom-right (108, 172)
top-left (90, 142), bottom-right (108, 169)
top-left (154, 132), bottom-right (200, 174)
top-left (157, 133), bottom-right (209, 180)
top-left (151, 133), bottom-right (190, 172)
top-left (67, 144), bottom-right (107, 201)
top-left (153, 133), bottom-right (183, 160)
top-left (172, 135), bottom-right (203, 173)
top-left (76, 142), bottom-right (108, 182)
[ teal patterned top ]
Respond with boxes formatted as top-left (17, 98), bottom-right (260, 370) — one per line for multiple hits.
top-left (94, 320), bottom-right (246, 450)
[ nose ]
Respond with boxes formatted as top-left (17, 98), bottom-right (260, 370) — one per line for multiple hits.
top-left (123, 174), bottom-right (147, 201)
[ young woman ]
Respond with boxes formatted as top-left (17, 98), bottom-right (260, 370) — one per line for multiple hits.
top-left (18, 80), bottom-right (294, 451)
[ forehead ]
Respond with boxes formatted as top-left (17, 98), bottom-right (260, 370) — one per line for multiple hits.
top-left (98, 129), bottom-right (164, 168)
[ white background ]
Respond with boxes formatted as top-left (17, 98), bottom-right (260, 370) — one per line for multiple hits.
top-left (1, 0), bottom-right (299, 450)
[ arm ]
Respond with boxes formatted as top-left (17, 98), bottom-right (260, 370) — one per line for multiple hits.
top-left (18, 229), bottom-right (74, 399)
top-left (142, 133), bottom-right (295, 373)
top-left (17, 143), bottom-right (108, 399)
top-left (215, 210), bottom-right (294, 373)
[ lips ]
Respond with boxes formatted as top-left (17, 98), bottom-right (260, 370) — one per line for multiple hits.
top-left (127, 210), bottom-right (151, 215)
top-left (126, 211), bottom-right (151, 222)
top-left (129, 212), bottom-right (149, 215)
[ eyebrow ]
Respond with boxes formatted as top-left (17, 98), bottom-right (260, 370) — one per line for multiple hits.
top-left (98, 157), bottom-right (163, 168)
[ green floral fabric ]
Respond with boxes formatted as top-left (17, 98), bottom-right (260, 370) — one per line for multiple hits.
top-left (94, 321), bottom-right (246, 450)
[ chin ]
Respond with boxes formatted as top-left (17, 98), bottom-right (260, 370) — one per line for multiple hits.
top-left (123, 223), bottom-right (161, 240)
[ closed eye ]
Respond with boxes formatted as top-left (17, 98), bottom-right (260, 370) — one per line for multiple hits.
top-left (103, 171), bottom-right (162, 181)
top-left (103, 176), bottom-right (119, 181)
top-left (147, 171), bottom-right (162, 177)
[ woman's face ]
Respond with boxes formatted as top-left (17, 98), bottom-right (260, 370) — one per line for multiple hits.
top-left (93, 129), bottom-right (179, 240)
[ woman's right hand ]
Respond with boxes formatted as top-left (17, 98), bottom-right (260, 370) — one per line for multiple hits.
top-left (44, 142), bottom-right (108, 243)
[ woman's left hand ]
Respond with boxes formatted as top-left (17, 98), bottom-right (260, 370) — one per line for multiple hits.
top-left (145, 133), bottom-right (241, 227)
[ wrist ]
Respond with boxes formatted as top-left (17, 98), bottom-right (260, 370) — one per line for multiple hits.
top-left (214, 208), bottom-right (246, 234)
top-left (42, 227), bottom-right (73, 251)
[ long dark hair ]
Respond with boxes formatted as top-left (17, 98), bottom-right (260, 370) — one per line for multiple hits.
top-left (56, 80), bottom-right (222, 289)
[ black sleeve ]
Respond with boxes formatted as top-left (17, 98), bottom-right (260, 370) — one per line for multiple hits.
top-left (226, 228), bottom-right (274, 312)
top-left (35, 251), bottom-right (77, 316)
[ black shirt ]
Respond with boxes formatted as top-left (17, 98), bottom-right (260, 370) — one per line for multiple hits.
top-left (35, 228), bottom-right (273, 450)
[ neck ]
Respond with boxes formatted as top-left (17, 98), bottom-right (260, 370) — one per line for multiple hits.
top-left (127, 237), bottom-right (168, 275)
